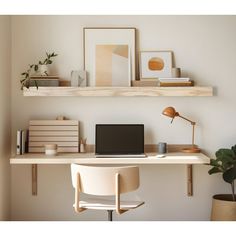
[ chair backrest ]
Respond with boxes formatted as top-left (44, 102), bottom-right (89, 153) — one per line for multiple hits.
top-left (71, 164), bottom-right (140, 196)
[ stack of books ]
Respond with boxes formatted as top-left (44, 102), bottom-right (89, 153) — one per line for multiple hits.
top-left (16, 130), bottom-right (27, 155)
top-left (131, 79), bottom-right (158, 87)
top-left (159, 78), bottom-right (194, 87)
top-left (29, 76), bottom-right (59, 87)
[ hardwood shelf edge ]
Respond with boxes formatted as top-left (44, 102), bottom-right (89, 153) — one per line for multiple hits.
top-left (23, 86), bottom-right (213, 97)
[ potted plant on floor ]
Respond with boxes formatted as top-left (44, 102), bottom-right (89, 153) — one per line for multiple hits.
top-left (208, 144), bottom-right (236, 220)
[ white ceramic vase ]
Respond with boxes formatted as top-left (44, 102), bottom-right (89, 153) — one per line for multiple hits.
top-left (39, 64), bottom-right (50, 76)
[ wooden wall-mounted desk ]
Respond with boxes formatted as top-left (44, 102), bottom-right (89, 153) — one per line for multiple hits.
top-left (10, 152), bottom-right (210, 197)
top-left (10, 152), bottom-right (209, 164)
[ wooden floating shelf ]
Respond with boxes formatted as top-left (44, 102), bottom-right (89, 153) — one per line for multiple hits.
top-left (23, 86), bottom-right (213, 97)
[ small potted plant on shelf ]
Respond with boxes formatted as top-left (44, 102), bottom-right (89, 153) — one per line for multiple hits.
top-left (20, 52), bottom-right (58, 89)
top-left (208, 144), bottom-right (236, 220)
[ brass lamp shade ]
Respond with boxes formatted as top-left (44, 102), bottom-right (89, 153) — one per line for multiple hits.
top-left (162, 107), bottom-right (179, 118)
top-left (162, 106), bottom-right (201, 153)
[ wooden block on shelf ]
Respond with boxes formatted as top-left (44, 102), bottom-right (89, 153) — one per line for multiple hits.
top-left (29, 131), bottom-right (79, 136)
top-left (30, 76), bottom-right (59, 79)
top-left (29, 136), bottom-right (78, 142)
top-left (159, 80), bottom-right (194, 87)
top-left (29, 120), bottom-right (79, 153)
top-left (29, 147), bottom-right (79, 153)
top-left (29, 125), bottom-right (79, 131)
top-left (29, 120), bottom-right (78, 126)
top-left (59, 80), bottom-right (71, 87)
top-left (131, 79), bottom-right (158, 87)
top-left (29, 79), bottom-right (59, 87)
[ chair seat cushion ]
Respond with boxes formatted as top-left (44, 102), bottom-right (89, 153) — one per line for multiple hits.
top-left (74, 198), bottom-right (144, 211)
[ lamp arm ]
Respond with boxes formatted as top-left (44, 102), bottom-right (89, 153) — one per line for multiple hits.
top-left (192, 123), bottom-right (195, 146)
top-left (178, 115), bottom-right (196, 146)
top-left (178, 115), bottom-right (196, 125)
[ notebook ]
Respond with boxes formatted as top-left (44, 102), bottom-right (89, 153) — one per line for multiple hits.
top-left (95, 124), bottom-right (146, 158)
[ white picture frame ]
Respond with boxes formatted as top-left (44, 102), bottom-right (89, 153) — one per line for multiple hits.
top-left (83, 27), bottom-right (136, 86)
top-left (139, 51), bottom-right (173, 79)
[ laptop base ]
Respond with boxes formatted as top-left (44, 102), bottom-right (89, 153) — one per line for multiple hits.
top-left (95, 154), bottom-right (147, 158)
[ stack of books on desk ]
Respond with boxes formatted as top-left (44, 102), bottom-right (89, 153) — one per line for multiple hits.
top-left (29, 76), bottom-right (59, 87)
top-left (159, 78), bottom-right (194, 87)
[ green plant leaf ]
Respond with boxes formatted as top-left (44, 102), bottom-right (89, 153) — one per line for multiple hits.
top-left (223, 166), bottom-right (236, 184)
top-left (34, 80), bottom-right (38, 90)
top-left (34, 65), bottom-right (38, 71)
top-left (231, 145), bottom-right (236, 157)
top-left (216, 149), bottom-right (234, 160)
top-left (25, 82), bottom-right (29, 89)
top-left (210, 159), bottom-right (221, 167)
top-left (208, 166), bottom-right (222, 175)
top-left (47, 60), bottom-right (52, 64)
top-left (215, 149), bottom-right (235, 169)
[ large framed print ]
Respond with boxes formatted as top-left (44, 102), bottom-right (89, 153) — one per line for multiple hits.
top-left (83, 27), bottom-right (136, 87)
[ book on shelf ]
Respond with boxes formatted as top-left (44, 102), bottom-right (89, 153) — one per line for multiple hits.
top-left (16, 130), bottom-right (27, 155)
top-left (59, 80), bottom-right (71, 87)
top-left (30, 75), bottom-right (59, 80)
top-left (28, 79), bottom-right (59, 87)
top-left (159, 80), bottom-right (194, 87)
top-left (159, 78), bottom-right (190, 82)
top-left (29, 76), bottom-right (59, 87)
top-left (131, 79), bottom-right (158, 87)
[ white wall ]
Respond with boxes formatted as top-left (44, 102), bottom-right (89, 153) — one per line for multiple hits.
top-left (0, 16), bottom-right (11, 220)
top-left (11, 16), bottom-right (236, 220)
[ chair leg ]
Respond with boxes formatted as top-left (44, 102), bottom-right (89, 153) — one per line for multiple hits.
top-left (107, 210), bottom-right (113, 221)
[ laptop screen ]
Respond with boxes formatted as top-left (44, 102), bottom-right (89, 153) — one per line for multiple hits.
top-left (95, 124), bottom-right (144, 155)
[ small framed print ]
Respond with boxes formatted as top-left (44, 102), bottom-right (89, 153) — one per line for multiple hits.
top-left (139, 51), bottom-right (173, 79)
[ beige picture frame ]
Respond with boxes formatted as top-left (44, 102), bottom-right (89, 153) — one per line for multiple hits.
top-left (83, 27), bottom-right (136, 86)
top-left (139, 51), bottom-right (173, 79)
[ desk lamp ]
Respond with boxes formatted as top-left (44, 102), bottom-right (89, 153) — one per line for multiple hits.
top-left (162, 106), bottom-right (200, 153)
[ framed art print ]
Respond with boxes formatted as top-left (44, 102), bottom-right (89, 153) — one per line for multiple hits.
top-left (83, 27), bottom-right (136, 86)
top-left (139, 51), bottom-right (173, 79)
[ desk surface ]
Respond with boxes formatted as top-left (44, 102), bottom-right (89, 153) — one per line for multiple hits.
top-left (10, 152), bottom-right (210, 164)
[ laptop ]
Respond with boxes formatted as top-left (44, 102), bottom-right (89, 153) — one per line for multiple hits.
top-left (95, 124), bottom-right (146, 158)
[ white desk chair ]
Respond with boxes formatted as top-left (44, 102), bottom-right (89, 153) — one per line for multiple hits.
top-left (71, 164), bottom-right (144, 221)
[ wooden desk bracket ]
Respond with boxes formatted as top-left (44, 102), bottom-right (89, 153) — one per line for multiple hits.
top-left (29, 164), bottom-right (194, 197)
top-left (20, 145), bottom-right (207, 196)
top-left (32, 164), bottom-right (37, 196)
top-left (187, 164), bottom-right (193, 196)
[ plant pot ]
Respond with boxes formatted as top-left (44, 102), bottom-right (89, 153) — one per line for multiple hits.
top-left (38, 65), bottom-right (50, 76)
top-left (211, 194), bottom-right (236, 221)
